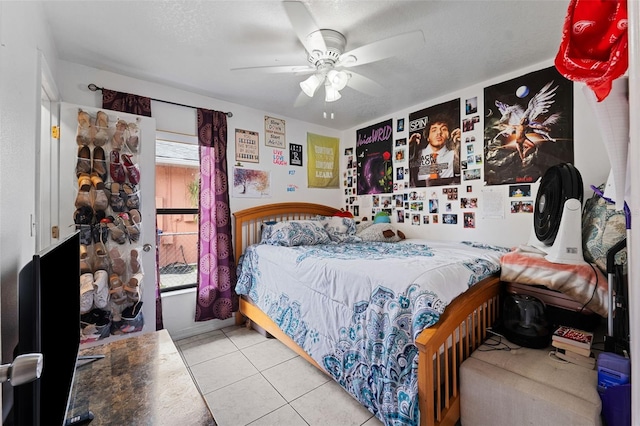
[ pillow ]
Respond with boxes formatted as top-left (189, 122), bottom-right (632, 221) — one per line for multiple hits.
top-left (261, 220), bottom-right (331, 246)
top-left (356, 222), bottom-right (405, 243)
top-left (333, 210), bottom-right (354, 218)
top-left (314, 215), bottom-right (361, 243)
top-left (582, 189), bottom-right (626, 273)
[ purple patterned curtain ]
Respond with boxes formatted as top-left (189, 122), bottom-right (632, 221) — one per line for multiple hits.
top-left (102, 89), bottom-right (152, 117)
top-left (102, 89), bottom-right (164, 331)
top-left (195, 108), bottom-right (238, 321)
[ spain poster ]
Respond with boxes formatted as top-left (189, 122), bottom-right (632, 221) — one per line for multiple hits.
top-left (356, 119), bottom-right (394, 194)
top-left (484, 66), bottom-right (574, 185)
top-left (407, 99), bottom-right (461, 188)
top-left (307, 133), bottom-right (339, 188)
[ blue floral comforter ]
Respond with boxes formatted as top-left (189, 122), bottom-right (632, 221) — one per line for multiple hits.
top-left (236, 240), bottom-right (508, 425)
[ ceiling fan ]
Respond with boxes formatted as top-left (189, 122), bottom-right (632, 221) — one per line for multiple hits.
top-left (231, 1), bottom-right (425, 105)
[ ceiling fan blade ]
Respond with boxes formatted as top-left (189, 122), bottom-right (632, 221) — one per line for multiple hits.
top-left (230, 65), bottom-right (315, 75)
top-left (283, 1), bottom-right (326, 53)
top-left (346, 71), bottom-right (385, 97)
top-left (337, 30), bottom-right (425, 68)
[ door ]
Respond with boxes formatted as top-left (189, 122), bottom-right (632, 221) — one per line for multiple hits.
top-left (37, 53), bottom-right (60, 251)
top-left (59, 102), bottom-right (157, 342)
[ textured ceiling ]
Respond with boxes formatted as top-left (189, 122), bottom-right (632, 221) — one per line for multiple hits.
top-left (41, 0), bottom-right (570, 130)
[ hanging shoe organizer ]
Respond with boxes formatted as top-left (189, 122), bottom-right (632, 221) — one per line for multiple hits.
top-left (73, 109), bottom-right (145, 344)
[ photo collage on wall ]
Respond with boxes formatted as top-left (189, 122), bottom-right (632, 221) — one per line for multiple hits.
top-left (345, 65), bottom-right (574, 228)
top-left (74, 109), bottom-right (145, 343)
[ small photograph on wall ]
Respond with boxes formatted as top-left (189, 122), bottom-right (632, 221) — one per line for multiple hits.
top-left (411, 213), bottom-right (421, 225)
top-left (509, 184), bottom-right (531, 197)
top-left (443, 213), bottom-right (458, 224)
top-left (511, 200), bottom-right (534, 213)
top-left (464, 212), bottom-right (476, 228)
top-left (484, 66), bottom-right (574, 185)
top-left (397, 210), bottom-right (405, 223)
top-left (465, 97), bottom-right (478, 115)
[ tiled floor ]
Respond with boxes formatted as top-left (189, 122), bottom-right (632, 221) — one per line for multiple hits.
top-left (175, 325), bottom-right (384, 426)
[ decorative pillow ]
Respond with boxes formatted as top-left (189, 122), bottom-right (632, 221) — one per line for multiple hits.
top-left (356, 222), bottom-right (404, 243)
top-left (261, 220), bottom-right (331, 246)
top-left (314, 215), bottom-right (361, 243)
top-left (582, 189), bottom-right (626, 273)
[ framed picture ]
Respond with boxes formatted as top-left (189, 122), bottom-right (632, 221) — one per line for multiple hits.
top-left (397, 118), bottom-right (405, 132)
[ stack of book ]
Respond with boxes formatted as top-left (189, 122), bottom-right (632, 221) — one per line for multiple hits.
top-left (552, 325), bottom-right (595, 369)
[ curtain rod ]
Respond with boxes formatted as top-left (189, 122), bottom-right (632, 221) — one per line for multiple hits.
top-left (88, 83), bottom-right (233, 118)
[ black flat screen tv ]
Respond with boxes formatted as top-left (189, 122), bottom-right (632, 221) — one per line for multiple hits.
top-left (13, 231), bottom-right (81, 426)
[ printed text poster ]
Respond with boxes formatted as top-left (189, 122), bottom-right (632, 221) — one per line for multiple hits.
top-left (235, 129), bottom-right (259, 163)
top-left (307, 133), bottom-right (339, 188)
top-left (265, 116), bottom-right (286, 148)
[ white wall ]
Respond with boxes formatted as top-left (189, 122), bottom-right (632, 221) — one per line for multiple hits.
top-left (56, 60), bottom-right (345, 339)
top-left (0, 1), bottom-right (60, 420)
top-left (343, 59), bottom-right (610, 248)
top-left (57, 60), bottom-right (344, 213)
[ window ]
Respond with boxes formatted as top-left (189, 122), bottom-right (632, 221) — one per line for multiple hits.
top-left (155, 131), bottom-right (199, 292)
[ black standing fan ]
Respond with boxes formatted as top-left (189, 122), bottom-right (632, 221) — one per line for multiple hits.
top-left (528, 162), bottom-right (587, 264)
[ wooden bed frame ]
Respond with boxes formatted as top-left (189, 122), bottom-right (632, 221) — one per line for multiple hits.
top-left (233, 202), bottom-right (502, 426)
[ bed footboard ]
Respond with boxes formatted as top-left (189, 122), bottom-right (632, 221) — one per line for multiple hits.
top-left (415, 276), bottom-right (502, 426)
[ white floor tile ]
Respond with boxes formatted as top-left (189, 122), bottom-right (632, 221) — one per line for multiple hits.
top-left (204, 373), bottom-right (286, 426)
top-left (262, 356), bottom-right (330, 402)
top-left (241, 337), bottom-right (298, 371)
top-left (247, 405), bottom-right (308, 426)
top-left (190, 351), bottom-right (258, 394)
top-left (174, 329), bottom-right (223, 346)
top-left (179, 333), bottom-right (238, 366)
top-left (290, 380), bottom-right (374, 426)
top-left (225, 326), bottom-right (271, 349)
top-left (362, 414), bottom-right (384, 425)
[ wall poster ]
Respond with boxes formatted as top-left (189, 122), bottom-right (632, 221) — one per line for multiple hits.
top-left (289, 143), bottom-right (303, 166)
top-left (235, 128), bottom-right (259, 163)
top-left (407, 99), bottom-right (461, 188)
top-left (484, 66), bottom-right (574, 185)
top-left (307, 133), bottom-right (339, 188)
top-left (232, 167), bottom-right (271, 198)
top-left (265, 116), bottom-right (286, 148)
top-left (356, 118), bottom-right (394, 194)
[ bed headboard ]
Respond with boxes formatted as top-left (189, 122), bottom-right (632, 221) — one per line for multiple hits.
top-left (233, 202), bottom-right (340, 262)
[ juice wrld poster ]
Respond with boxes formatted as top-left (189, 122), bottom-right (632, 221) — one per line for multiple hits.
top-left (484, 66), bottom-right (574, 185)
top-left (356, 119), bottom-right (394, 195)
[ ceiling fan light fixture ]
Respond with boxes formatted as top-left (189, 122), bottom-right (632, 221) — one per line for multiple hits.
top-left (324, 83), bottom-right (341, 102)
top-left (300, 74), bottom-right (323, 97)
top-left (327, 70), bottom-right (349, 91)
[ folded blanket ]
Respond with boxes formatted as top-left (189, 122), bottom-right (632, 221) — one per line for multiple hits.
top-left (500, 245), bottom-right (608, 317)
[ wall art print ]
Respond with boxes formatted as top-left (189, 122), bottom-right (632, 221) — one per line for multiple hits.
top-left (232, 167), bottom-right (271, 198)
top-left (307, 133), bottom-right (340, 188)
top-left (356, 118), bottom-right (394, 194)
top-left (484, 66), bottom-right (574, 185)
top-left (235, 128), bottom-right (259, 163)
top-left (265, 116), bottom-right (286, 148)
top-left (407, 99), bottom-right (461, 188)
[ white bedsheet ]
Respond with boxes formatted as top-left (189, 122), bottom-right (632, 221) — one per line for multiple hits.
top-left (236, 240), bottom-right (508, 426)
